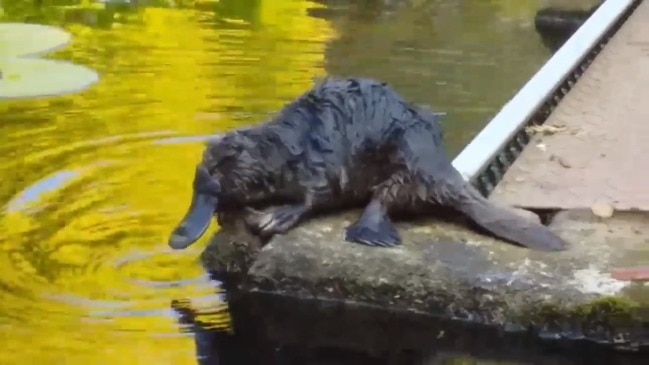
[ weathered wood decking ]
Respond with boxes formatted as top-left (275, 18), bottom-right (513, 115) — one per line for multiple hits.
top-left (490, 1), bottom-right (649, 212)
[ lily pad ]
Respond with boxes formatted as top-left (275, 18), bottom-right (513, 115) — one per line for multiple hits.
top-left (526, 123), bottom-right (567, 136)
top-left (0, 22), bottom-right (72, 58)
top-left (0, 57), bottom-right (99, 99)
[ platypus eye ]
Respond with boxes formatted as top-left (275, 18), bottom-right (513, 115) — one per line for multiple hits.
top-left (194, 164), bottom-right (221, 196)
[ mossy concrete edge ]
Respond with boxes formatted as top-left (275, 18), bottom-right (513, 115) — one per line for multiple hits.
top-left (200, 208), bottom-right (648, 351)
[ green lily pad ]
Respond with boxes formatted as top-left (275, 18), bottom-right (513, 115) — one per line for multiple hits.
top-left (0, 57), bottom-right (99, 99)
top-left (0, 22), bottom-right (72, 58)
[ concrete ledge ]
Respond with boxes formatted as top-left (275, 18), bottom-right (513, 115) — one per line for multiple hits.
top-left (201, 209), bottom-right (648, 354)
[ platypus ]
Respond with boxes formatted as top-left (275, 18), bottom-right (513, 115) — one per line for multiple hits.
top-left (168, 77), bottom-right (567, 252)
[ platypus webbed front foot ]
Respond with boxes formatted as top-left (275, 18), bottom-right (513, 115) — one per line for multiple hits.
top-left (244, 204), bottom-right (309, 237)
top-left (344, 199), bottom-right (401, 247)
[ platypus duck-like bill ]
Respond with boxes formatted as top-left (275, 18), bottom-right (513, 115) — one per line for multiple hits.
top-left (168, 164), bottom-right (220, 249)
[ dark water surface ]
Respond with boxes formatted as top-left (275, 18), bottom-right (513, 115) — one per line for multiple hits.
top-left (0, 0), bottom-right (555, 363)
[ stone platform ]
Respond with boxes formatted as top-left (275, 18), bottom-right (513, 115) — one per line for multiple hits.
top-left (200, 207), bottom-right (648, 359)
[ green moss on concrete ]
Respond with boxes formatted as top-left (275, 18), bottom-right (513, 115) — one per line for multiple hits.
top-left (200, 208), bottom-right (648, 350)
top-left (514, 295), bottom-right (644, 341)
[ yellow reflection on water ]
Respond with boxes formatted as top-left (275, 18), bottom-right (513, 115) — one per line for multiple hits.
top-left (0, 0), bottom-right (333, 364)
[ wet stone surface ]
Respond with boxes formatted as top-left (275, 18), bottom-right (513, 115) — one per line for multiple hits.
top-left (201, 208), bottom-right (649, 353)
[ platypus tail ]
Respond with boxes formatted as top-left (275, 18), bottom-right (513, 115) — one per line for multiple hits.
top-left (448, 181), bottom-right (567, 252)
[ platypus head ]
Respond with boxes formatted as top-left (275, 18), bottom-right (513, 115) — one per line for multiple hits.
top-left (167, 130), bottom-right (263, 249)
top-left (168, 163), bottom-right (222, 249)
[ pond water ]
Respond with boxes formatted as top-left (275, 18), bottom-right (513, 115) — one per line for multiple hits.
top-left (0, 0), bottom-right (558, 364)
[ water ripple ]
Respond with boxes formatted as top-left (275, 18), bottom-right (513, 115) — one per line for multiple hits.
top-left (0, 136), bottom-right (230, 363)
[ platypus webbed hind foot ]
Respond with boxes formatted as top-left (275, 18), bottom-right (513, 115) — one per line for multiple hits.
top-left (344, 199), bottom-right (401, 247)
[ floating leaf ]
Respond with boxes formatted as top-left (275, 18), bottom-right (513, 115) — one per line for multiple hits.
top-left (0, 22), bottom-right (72, 58)
top-left (0, 57), bottom-right (99, 99)
top-left (591, 201), bottom-right (614, 218)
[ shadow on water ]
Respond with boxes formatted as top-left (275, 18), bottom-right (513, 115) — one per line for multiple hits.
top-left (0, 0), bottom-right (621, 364)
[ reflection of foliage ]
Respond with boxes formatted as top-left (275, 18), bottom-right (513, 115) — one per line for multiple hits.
top-left (0, 0), bottom-right (264, 28)
top-left (1, 0), bottom-right (136, 27)
top-left (214, 0), bottom-right (261, 26)
top-left (0, 1), bottom-right (332, 364)
top-left (319, 0), bottom-right (552, 156)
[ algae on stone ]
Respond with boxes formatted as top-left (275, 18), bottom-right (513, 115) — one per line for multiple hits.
top-left (201, 207), bottom-right (648, 350)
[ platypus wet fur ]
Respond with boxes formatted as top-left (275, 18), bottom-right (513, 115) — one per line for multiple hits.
top-left (168, 77), bottom-right (567, 252)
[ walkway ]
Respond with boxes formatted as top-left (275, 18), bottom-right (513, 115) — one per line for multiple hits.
top-left (488, 0), bottom-right (649, 281)
top-left (489, 0), bottom-right (649, 212)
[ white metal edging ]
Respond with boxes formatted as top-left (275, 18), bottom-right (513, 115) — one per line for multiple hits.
top-left (451, 0), bottom-right (636, 182)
